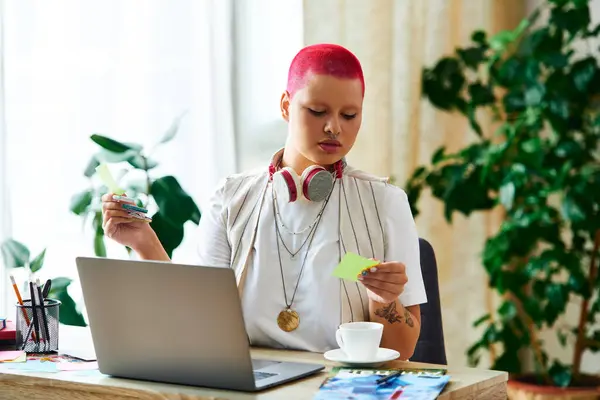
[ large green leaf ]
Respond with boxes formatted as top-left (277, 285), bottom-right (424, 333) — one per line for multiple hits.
top-left (150, 176), bottom-right (201, 225)
top-left (494, 57), bottom-right (522, 87)
top-left (503, 90), bottom-right (526, 113)
top-left (128, 155), bottom-right (159, 170)
top-left (150, 212), bottom-right (184, 258)
top-left (0, 239), bottom-right (30, 269)
top-left (422, 58), bottom-right (466, 111)
top-left (489, 30), bottom-right (516, 52)
top-left (468, 83), bottom-right (495, 106)
top-left (471, 30), bottom-right (487, 45)
top-left (457, 47), bottom-right (487, 70)
top-left (524, 84), bottom-right (545, 107)
top-left (49, 285), bottom-right (87, 327)
top-left (70, 189), bottom-right (93, 215)
top-left (545, 284), bottom-right (569, 325)
top-left (549, 360), bottom-right (572, 387)
top-left (498, 301), bottom-right (517, 321)
top-left (29, 249), bottom-right (46, 273)
top-left (570, 57), bottom-right (597, 93)
top-left (91, 134), bottom-right (142, 153)
top-left (431, 147), bottom-right (446, 164)
top-left (550, 4), bottom-right (590, 37)
top-left (492, 341), bottom-right (524, 374)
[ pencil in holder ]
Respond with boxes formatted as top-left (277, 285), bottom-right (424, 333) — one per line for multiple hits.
top-left (16, 298), bottom-right (61, 353)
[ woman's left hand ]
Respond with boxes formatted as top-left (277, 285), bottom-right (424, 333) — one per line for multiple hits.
top-left (358, 261), bottom-right (408, 304)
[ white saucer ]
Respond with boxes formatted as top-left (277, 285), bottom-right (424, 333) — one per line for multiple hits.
top-left (323, 348), bottom-right (400, 367)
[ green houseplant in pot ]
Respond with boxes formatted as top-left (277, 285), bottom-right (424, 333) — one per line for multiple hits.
top-left (70, 113), bottom-right (201, 258)
top-left (1, 238), bottom-right (87, 327)
top-left (405, 0), bottom-right (600, 397)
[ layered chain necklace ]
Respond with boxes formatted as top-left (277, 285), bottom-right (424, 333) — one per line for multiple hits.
top-left (273, 189), bottom-right (329, 258)
top-left (272, 181), bottom-right (335, 332)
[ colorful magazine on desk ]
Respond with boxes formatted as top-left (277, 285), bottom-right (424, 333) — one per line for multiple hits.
top-left (314, 366), bottom-right (451, 400)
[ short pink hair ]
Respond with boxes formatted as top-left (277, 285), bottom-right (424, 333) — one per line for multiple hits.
top-left (286, 43), bottom-right (365, 99)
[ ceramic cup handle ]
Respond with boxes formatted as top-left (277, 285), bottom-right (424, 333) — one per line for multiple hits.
top-left (335, 329), bottom-right (345, 352)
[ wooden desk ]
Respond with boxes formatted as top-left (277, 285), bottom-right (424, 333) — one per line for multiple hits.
top-left (0, 326), bottom-right (508, 399)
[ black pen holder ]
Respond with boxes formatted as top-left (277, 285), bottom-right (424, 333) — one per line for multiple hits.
top-left (16, 299), bottom-right (61, 353)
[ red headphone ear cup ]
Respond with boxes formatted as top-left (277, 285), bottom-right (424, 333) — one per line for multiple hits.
top-left (273, 167), bottom-right (299, 202)
top-left (302, 166), bottom-right (333, 202)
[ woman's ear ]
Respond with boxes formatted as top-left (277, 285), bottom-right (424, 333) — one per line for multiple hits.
top-left (280, 91), bottom-right (291, 122)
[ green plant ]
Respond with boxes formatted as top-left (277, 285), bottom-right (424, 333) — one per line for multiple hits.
top-left (1, 238), bottom-right (87, 327)
top-left (406, 0), bottom-right (600, 388)
top-left (70, 113), bottom-right (201, 258)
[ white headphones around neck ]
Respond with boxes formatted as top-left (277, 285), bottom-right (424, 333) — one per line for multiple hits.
top-left (269, 159), bottom-right (345, 203)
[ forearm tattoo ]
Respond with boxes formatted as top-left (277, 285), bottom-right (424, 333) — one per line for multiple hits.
top-left (374, 301), bottom-right (414, 327)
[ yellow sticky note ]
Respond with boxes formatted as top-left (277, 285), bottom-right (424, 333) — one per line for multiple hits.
top-left (95, 163), bottom-right (125, 195)
top-left (332, 252), bottom-right (379, 282)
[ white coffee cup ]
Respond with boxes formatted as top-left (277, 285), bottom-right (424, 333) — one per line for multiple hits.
top-left (335, 322), bottom-right (383, 361)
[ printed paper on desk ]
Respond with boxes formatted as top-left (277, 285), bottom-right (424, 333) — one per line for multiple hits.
top-left (0, 360), bottom-right (58, 373)
top-left (0, 350), bottom-right (25, 362)
top-left (95, 163), bottom-right (125, 195)
top-left (332, 252), bottom-right (379, 282)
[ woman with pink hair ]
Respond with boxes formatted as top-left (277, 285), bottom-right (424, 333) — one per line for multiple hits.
top-left (101, 43), bottom-right (427, 359)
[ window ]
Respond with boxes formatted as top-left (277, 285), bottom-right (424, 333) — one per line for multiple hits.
top-left (0, 0), bottom-right (304, 317)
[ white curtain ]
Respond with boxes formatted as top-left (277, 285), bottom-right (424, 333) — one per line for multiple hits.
top-left (0, 0), bottom-right (303, 317)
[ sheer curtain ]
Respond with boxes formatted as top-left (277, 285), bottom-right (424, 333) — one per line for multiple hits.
top-left (302, 0), bottom-right (525, 368)
top-left (0, 0), bottom-right (303, 317)
top-left (234, 0), bottom-right (304, 170)
top-left (0, 0), bottom-right (11, 317)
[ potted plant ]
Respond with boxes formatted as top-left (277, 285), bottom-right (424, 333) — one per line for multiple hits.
top-left (70, 113), bottom-right (201, 258)
top-left (405, 0), bottom-right (600, 397)
top-left (1, 238), bottom-right (87, 327)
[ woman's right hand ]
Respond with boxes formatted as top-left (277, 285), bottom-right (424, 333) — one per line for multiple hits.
top-left (101, 193), bottom-right (156, 251)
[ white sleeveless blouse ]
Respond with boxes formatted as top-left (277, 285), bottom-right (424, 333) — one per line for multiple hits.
top-left (196, 161), bottom-right (427, 352)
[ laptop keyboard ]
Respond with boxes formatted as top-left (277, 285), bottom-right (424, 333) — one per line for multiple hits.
top-left (254, 371), bottom-right (278, 381)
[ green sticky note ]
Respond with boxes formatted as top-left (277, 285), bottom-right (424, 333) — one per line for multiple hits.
top-left (95, 163), bottom-right (125, 195)
top-left (332, 252), bottom-right (379, 282)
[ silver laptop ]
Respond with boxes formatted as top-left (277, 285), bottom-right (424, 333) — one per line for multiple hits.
top-left (75, 257), bottom-right (324, 391)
